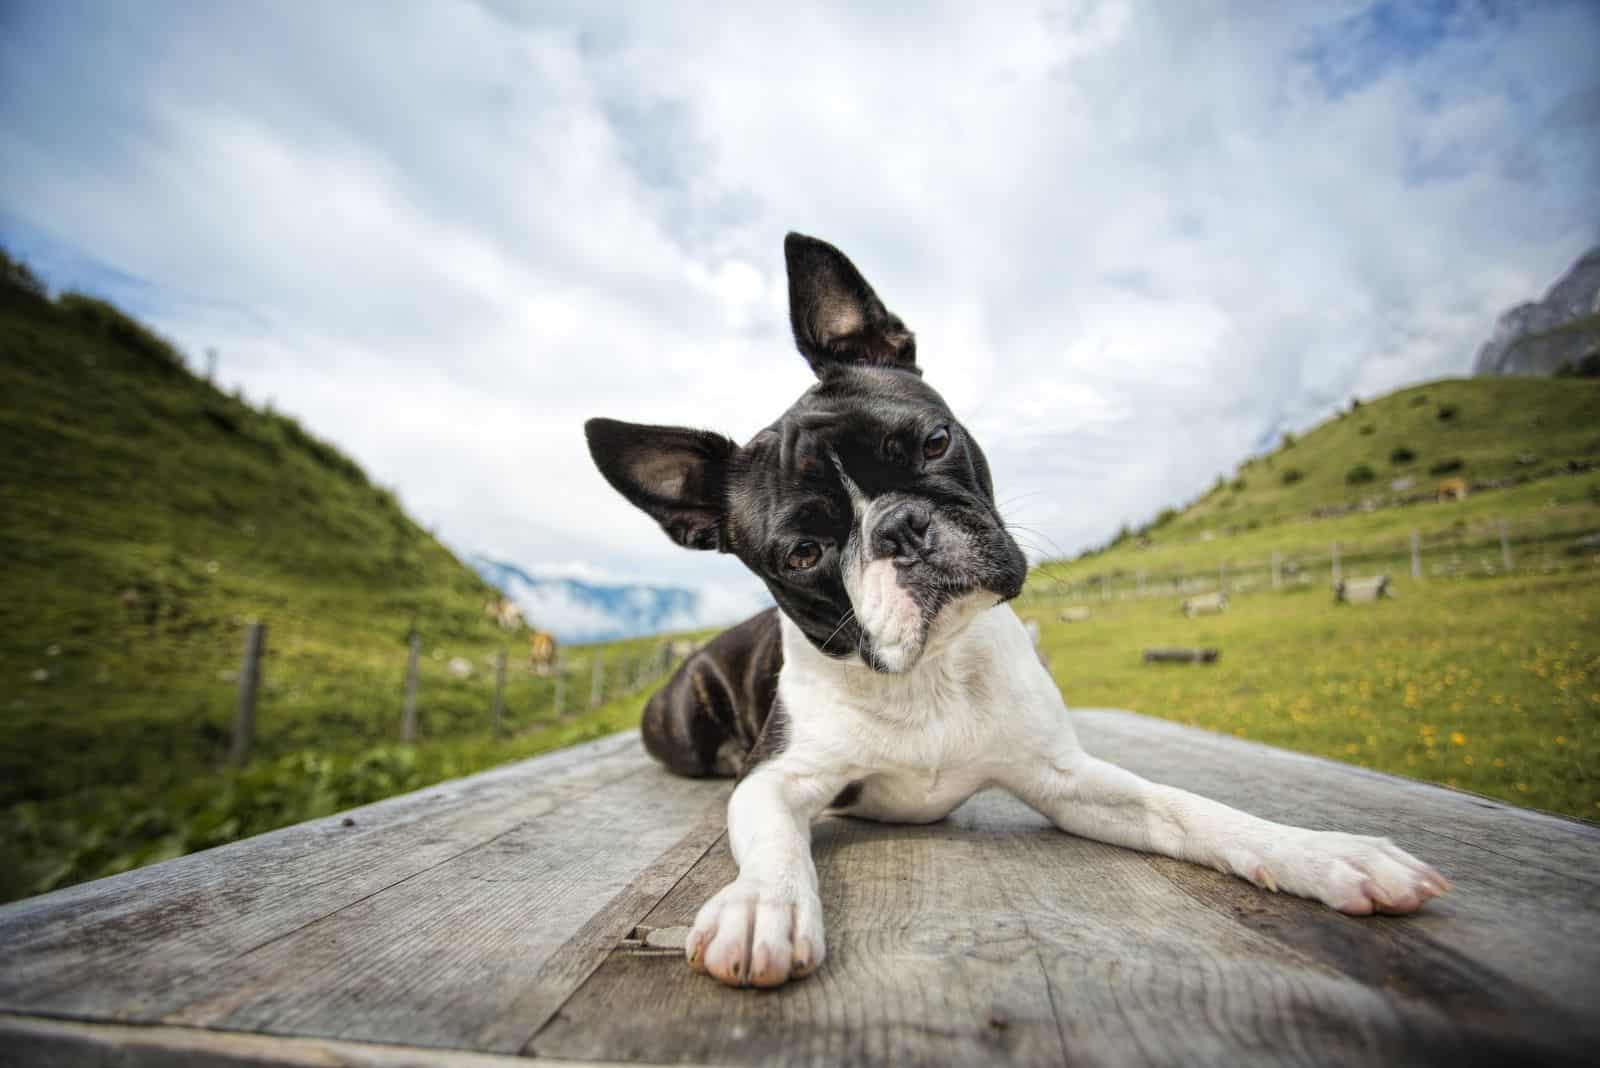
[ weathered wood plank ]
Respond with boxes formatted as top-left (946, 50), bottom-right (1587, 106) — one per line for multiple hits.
top-left (1070, 708), bottom-right (1600, 1023)
top-left (0, 1012), bottom-right (629, 1068)
top-left (157, 765), bottom-right (727, 1051)
top-left (0, 732), bottom-right (650, 1018)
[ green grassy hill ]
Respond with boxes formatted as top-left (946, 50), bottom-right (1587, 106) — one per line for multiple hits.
top-left (1133, 376), bottom-right (1599, 545)
top-left (1018, 376), bottom-right (1600, 820)
top-left (0, 254), bottom-right (682, 900)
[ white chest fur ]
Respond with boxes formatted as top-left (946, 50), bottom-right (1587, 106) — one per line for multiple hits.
top-left (775, 598), bottom-right (1071, 822)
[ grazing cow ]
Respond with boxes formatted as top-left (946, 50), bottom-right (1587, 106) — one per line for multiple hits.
top-left (1058, 606), bottom-right (1092, 623)
top-left (1181, 591), bottom-right (1228, 617)
top-left (529, 630), bottom-right (559, 676)
top-left (485, 597), bottom-right (523, 631)
top-left (1437, 477), bottom-right (1468, 502)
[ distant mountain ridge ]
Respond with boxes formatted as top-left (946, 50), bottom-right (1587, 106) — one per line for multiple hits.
top-left (466, 555), bottom-right (703, 642)
top-left (1473, 245), bottom-right (1600, 377)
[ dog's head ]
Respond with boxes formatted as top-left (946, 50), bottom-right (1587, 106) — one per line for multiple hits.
top-left (586, 233), bottom-right (1027, 673)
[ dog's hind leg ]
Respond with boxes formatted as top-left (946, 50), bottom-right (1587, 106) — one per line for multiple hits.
top-left (641, 608), bottom-right (784, 778)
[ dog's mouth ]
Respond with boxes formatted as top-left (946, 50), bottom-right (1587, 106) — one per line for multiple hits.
top-left (852, 533), bottom-right (1026, 673)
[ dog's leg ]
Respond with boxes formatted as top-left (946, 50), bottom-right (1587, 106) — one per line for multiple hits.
top-left (1002, 730), bottom-right (1449, 915)
top-left (687, 762), bottom-right (844, 987)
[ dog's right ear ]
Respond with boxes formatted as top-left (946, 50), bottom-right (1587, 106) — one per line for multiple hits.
top-left (785, 232), bottom-right (918, 377)
top-left (584, 418), bottom-right (737, 551)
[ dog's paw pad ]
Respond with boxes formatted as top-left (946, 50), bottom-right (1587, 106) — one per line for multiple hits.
top-left (1277, 832), bottom-right (1448, 916)
top-left (688, 878), bottom-right (825, 989)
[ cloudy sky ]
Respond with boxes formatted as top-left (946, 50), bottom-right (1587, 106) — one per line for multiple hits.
top-left (3, 1), bottom-right (1598, 628)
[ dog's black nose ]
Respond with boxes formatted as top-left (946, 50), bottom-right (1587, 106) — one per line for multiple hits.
top-left (873, 502), bottom-right (933, 561)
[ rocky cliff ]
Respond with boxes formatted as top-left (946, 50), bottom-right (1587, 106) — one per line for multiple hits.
top-left (1473, 245), bottom-right (1600, 376)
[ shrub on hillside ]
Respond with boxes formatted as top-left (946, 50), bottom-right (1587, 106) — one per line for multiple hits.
top-left (1231, 477), bottom-right (1247, 492)
top-left (1390, 445), bottom-right (1417, 464)
top-left (1437, 404), bottom-right (1459, 422)
top-left (1345, 463), bottom-right (1377, 485)
top-left (1, 249), bottom-right (48, 302)
top-left (1359, 424), bottom-right (1376, 436)
top-left (1554, 352), bottom-right (1600, 378)
top-left (57, 293), bottom-right (187, 375)
top-left (1281, 432), bottom-right (1297, 449)
top-left (1429, 457), bottom-right (1463, 475)
top-left (1281, 468), bottom-right (1304, 485)
top-left (1410, 393), bottom-right (1429, 406)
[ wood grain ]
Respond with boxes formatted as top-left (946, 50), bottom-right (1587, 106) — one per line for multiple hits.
top-left (1072, 709), bottom-right (1600, 1023)
top-left (0, 732), bottom-right (646, 1018)
top-left (0, 1012), bottom-right (634, 1068)
top-left (155, 764), bottom-right (726, 1051)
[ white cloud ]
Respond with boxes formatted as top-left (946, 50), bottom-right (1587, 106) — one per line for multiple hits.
top-left (1, 0), bottom-right (1596, 603)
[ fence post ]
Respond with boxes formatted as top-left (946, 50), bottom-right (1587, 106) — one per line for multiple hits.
top-left (229, 622), bottom-right (266, 768)
top-left (1410, 529), bottom-right (1422, 580)
top-left (401, 633), bottom-right (421, 743)
top-left (1271, 549), bottom-right (1281, 590)
top-left (1499, 519), bottom-right (1512, 571)
top-left (492, 648), bottom-right (507, 735)
top-left (553, 656), bottom-right (565, 719)
top-left (1218, 561), bottom-right (1227, 594)
top-left (1331, 542), bottom-right (1341, 586)
top-left (590, 651), bottom-right (605, 709)
top-left (1137, 570), bottom-right (1146, 597)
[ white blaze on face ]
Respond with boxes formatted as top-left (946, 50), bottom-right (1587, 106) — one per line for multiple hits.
top-left (852, 557), bottom-right (924, 671)
top-left (833, 457), bottom-right (926, 672)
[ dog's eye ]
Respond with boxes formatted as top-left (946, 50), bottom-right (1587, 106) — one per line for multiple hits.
top-left (923, 425), bottom-right (951, 460)
top-left (787, 541), bottom-right (822, 571)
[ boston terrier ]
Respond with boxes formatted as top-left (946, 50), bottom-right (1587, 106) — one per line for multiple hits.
top-left (584, 233), bottom-right (1448, 989)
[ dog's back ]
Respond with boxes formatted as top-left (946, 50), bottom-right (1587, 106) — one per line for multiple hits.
top-left (643, 607), bottom-right (783, 777)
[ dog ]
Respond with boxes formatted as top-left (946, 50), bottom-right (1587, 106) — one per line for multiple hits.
top-left (584, 233), bottom-right (1448, 989)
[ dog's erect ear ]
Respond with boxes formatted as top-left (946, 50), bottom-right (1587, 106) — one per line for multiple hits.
top-left (584, 418), bottom-right (737, 551)
top-left (785, 232), bottom-right (918, 377)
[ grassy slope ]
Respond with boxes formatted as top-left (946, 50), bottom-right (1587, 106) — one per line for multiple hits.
top-left (1167, 377), bottom-right (1600, 539)
top-left (0, 268), bottom-right (687, 900)
top-left (1019, 376), bottom-right (1600, 820)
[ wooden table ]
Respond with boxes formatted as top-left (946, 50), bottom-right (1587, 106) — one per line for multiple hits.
top-left (3, 710), bottom-right (1597, 1066)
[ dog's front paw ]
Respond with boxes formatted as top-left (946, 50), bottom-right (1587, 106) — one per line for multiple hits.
top-left (1261, 831), bottom-right (1450, 915)
top-left (685, 878), bottom-right (824, 988)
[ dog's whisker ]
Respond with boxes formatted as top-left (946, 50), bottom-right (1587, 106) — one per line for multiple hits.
top-left (820, 610), bottom-right (856, 652)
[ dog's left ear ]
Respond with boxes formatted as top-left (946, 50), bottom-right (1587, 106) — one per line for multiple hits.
top-left (584, 418), bottom-right (736, 551)
top-left (785, 232), bottom-right (918, 378)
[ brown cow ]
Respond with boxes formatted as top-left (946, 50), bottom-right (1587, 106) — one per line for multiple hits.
top-left (1437, 477), bottom-right (1468, 502)
top-left (529, 630), bottom-right (558, 676)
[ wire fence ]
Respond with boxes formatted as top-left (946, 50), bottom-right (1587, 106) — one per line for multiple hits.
top-left (220, 630), bottom-right (692, 767)
top-left (3, 621), bottom-right (695, 801)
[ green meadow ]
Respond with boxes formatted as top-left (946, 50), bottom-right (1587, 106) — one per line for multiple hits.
top-left (1023, 568), bottom-right (1598, 819)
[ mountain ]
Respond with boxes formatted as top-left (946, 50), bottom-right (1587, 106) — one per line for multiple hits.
top-left (467, 555), bottom-right (706, 642)
top-left (1473, 245), bottom-right (1600, 377)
